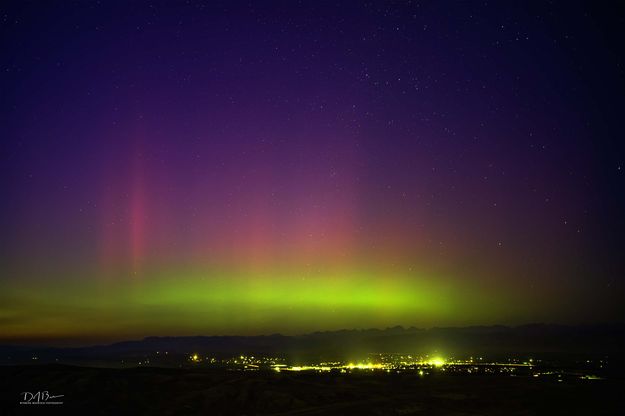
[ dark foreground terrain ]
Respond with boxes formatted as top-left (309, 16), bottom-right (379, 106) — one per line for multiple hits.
top-left (1, 365), bottom-right (623, 415)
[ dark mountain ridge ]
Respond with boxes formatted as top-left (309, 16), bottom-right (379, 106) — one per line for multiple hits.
top-left (1, 324), bottom-right (623, 366)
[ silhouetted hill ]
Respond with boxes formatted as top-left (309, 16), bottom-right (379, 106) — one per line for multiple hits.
top-left (1, 324), bottom-right (623, 365)
top-left (3, 364), bottom-right (624, 416)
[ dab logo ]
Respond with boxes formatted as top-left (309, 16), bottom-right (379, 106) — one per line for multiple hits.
top-left (20, 391), bottom-right (64, 405)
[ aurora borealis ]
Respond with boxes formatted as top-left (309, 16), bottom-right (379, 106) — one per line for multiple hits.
top-left (1, 1), bottom-right (623, 345)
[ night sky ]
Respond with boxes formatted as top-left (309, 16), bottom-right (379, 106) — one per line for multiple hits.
top-left (1, 1), bottom-right (623, 344)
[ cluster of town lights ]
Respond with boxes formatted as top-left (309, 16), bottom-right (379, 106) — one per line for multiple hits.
top-left (271, 357), bottom-right (447, 372)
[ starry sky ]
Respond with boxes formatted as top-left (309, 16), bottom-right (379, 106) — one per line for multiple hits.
top-left (1, 1), bottom-right (623, 345)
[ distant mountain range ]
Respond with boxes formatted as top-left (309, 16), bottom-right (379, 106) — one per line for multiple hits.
top-left (1, 324), bottom-right (623, 365)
